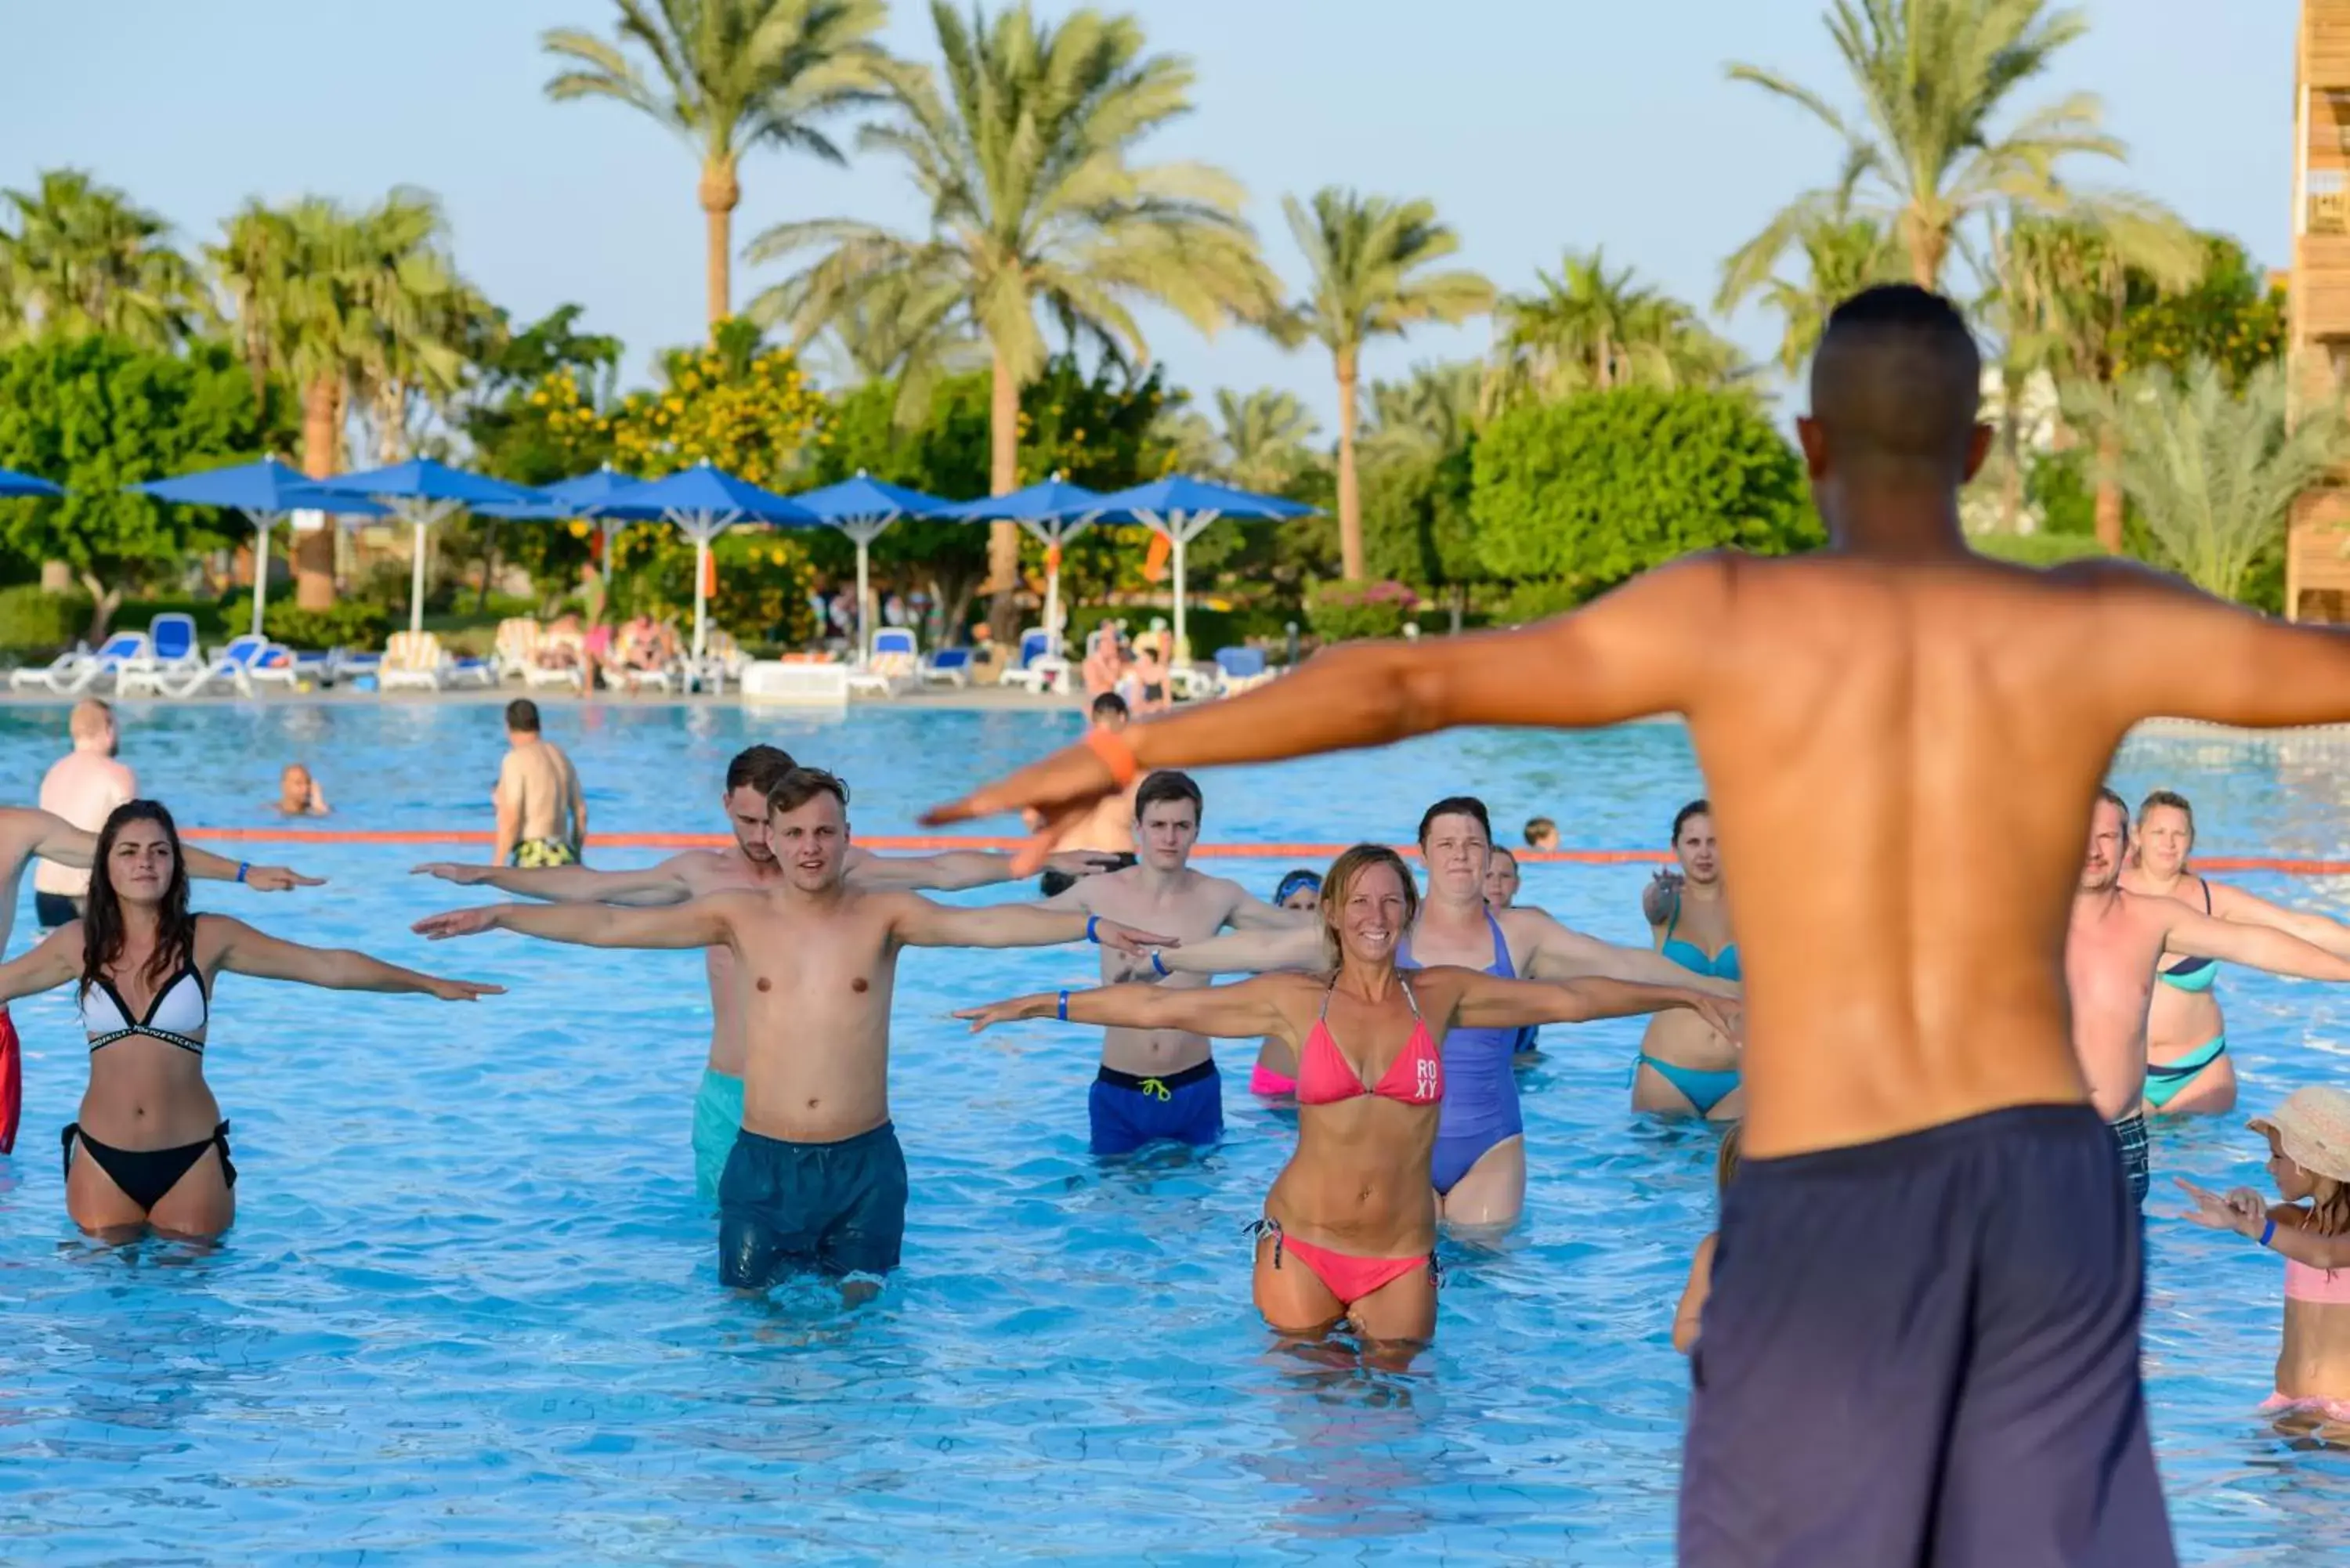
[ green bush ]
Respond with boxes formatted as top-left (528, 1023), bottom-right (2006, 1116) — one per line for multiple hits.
top-left (1492, 577), bottom-right (1588, 625)
top-left (1965, 532), bottom-right (2112, 569)
top-left (1305, 580), bottom-right (1415, 644)
top-left (264, 598), bottom-right (395, 651)
top-left (1471, 388), bottom-right (1817, 592)
top-left (0, 583), bottom-right (92, 654)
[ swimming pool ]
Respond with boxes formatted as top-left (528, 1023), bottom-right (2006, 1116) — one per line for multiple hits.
top-left (2, 700), bottom-right (2346, 1563)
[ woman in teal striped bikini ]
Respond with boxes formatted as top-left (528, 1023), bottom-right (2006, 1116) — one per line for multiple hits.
top-left (1635, 800), bottom-right (1744, 1119)
top-left (2123, 789), bottom-right (2350, 1116)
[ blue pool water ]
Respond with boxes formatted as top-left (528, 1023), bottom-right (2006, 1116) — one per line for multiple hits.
top-left (2, 700), bottom-right (2348, 1563)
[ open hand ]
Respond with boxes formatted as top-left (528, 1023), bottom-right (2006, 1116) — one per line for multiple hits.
top-left (1692, 995), bottom-right (1744, 1043)
top-left (1043, 850), bottom-right (1128, 880)
top-left (425, 977), bottom-right (504, 1001)
top-left (1093, 919), bottom-right (1179, 957)
top-left (245, 864), bottom-right (326, 891)
top-left (953, 998), bottom-right (1039, 1033)
top-left (413, 907), bottom-right (498, 941)
top-left (411, 862), bottom-right (492, 886)
top-left (922, 745), bottom-right (1126, 875)
top-left (2175, 1179), bottom-right (2265, 1237)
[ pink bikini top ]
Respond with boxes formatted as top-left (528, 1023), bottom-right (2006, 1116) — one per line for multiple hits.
top-left (1295, 975), bottom-right (1445, 1108)
top-left (2286, 1258), bottom-right (2350, 1306)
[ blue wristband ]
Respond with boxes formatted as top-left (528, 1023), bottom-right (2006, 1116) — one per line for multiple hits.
top-left (235, 862), bottom-right (249, 884)
top-left (1085, 915), bottom-right (1101, 944)
top-left (1151, 950), bottom-right (1169, 977)
top-left (2260, 1217), bottom-right (2277, 1248)
top-left (1057, 988), bottom-right (1070, 1021)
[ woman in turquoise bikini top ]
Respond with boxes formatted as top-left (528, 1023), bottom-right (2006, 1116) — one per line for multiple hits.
top-left (2122, 789), bottom-right (2350, 1117)
top-left (1636, 799), bottom-right (1743, 1119)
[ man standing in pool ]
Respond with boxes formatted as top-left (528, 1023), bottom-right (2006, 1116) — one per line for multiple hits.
top-left (2067, 786), bottom-right (2350, 1207)
top-left (414, 743), bottom-right (1119, 1205)
top-left (1033, 769), bottom-right (1311, 1157)
top-left (920, 284), bottom-right (2350, 1564)
top-left (416, 768), bottom-right (1169, 1291)
top-left (0, 804), bottom-right (319, 1157)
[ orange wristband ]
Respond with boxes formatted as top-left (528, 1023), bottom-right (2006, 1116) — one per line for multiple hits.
top-left (1083, 724), bottom-right (1141, 786)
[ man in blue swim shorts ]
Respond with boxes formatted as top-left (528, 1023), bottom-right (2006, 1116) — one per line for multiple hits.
top-left (419, 768), bottom-right (1170, 1291)
top-left (1038, 770), bottom-right (1313, 1156)
top-left (416, 743), bottom-right (1119, 1207)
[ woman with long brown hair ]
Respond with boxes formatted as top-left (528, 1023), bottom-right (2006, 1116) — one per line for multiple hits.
top-left (956, 843), bottom-right (1734, 1360)
top-left (0, 800), bottom-right (501, 1241)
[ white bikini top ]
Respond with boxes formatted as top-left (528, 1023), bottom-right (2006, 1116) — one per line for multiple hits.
top-left (80, 965), bottom-right (209, 1055)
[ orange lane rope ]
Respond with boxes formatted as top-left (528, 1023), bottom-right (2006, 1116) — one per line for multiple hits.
top-left (173, 828), bottom-right (2350, 876)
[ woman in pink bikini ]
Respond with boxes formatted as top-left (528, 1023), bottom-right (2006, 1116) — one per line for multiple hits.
top-left (957, 844), bottom-right (1732, 1361)
top-left (2179, 1086), bottom-right (2350, 1437)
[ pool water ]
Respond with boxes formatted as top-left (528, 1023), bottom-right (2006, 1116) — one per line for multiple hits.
top-left (2, 702), bottom-right (2348, 1563)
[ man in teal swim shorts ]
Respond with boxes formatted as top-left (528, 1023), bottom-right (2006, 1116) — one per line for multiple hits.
top-left (416, 743), bottom-right (1118, 1204)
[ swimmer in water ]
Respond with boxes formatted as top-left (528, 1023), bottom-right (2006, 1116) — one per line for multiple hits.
top-left (1142, 797), bottom-right (1737, 1230)
top-left (414, 743), bottom-right (1119, 1205)
top-left (2178, 1086), bottom-right (2350, 1440)
top-left (418, 768), bottom-right (1170, 1293)
top-left (2122, 789), bottom-right (2350, 1117)
top-left (1673, 1125), bottom-right (1741, 1356)
top-left (0, 801), bottom-right (490, 1240)
top-left (957, 843), bottom-right (1736, 1367)
top-left (1637, 800), bottom-right (1744, 1118)
top-left (1483, 848), bottom-right (1543, 1061)
top-left (2070, 788), bottom-right (2350, 1207)
top-left (273, 764), bottom-right (330, 817)
top-left (1248, 868), bottom-right (1322, 1100)
top-left (1036, 694), bottom-right (1140, 896)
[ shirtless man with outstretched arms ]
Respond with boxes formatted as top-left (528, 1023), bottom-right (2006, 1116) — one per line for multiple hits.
top-left (923, 286), bottom-right (2350, 1566)
top-left (415, 742), bottom-right (1116, 1204)
top-left (0, 806), bottom-right (316, 1155)
top-left (2069, 786), bottom-right (2350, 1206)
top-left (417, 767), bottom-right (1166, 1292)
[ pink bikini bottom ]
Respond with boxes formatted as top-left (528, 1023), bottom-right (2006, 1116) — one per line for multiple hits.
top-left (2262, 1393), bottom-right (2350, 1425)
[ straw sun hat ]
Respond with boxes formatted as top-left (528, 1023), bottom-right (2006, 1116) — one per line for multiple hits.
top-left (2251, 1087), bottom-right (2350, 1183)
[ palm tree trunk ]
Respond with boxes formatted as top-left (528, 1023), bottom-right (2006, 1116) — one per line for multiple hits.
top-left (1909, 210), bottom-right (1944, 289)
top-left (295, 375), bottom-right (341, 610)
top-left (1336, 349), bottom-right (1364, 580)
top-left (986, 351), bottom-right (1023, 637)
top-left (699, 158), bottom-right (740, 334)
top-left (2093, 423), bottom-right (2124, 551)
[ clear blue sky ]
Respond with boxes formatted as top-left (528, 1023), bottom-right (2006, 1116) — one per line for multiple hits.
top-left (0, 0), bottom-right (2297, 432)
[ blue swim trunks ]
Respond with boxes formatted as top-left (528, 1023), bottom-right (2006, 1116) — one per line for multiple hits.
top-left (1087, 1060), bottom-right (1223, 1156)
top-left (692, 1068), bottom-right (746, 1208)
top-left (718, 1121), bottom-right (908, 1286)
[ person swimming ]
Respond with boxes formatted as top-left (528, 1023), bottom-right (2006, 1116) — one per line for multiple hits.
top-left (2178, 1086), bottom-right (2350, 1439)
top-left (2123, 789), bottom-right (2350, 1117)
top-left (1636, 799), bottom-right (1744, 1118)
top-left (1248, 868), bottom-right (1322, 1099)
top-left (1673, 1125), bottom-right (1742, 1356)
top-left (956, 843), bottom-right (1733, 1367)
top-left (1483, 847), bottom-right (1541, 1060)
top-left (0, 800), bottom-right (496, 1240)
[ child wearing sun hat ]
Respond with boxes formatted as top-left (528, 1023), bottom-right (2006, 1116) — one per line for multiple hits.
top-left (2179, 1086), bottom-right (2350, 1427)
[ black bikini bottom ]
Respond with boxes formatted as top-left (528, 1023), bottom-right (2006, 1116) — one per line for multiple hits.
top-left (63, 1121), bottom-right (237, 1212)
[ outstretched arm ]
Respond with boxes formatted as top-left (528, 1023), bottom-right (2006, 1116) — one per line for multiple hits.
top-left (888, 897), bottom-right (1169, 955)
top-left (846, 847), bottom-right (1119, 892)
top-left (413, 894), bottom-right (743, 952)
top-left (1146, 923), bottom-right (1323, 977)
top-left (956, 976), bottom-right (1295, 1041)
top-left (2098, 562), bottom-right (2350, 729)
top-left (2178, 1181), bottom-right (2350, 1269)
top-left (1444, 968), bottom-right (1738, 1035)
top-left (410, 854), bottom-right (697, 907)
top-left (2, 807), bottom-right (320, 891)
top-left (1517, 909), bottom-right (1739, 998)
top-left (922, 560), bottom-right (1721, 865)
top-left (207, 916), bottom-right (500, 1000)
top-left (0, 923), bottom-right (83, 1006)
top-left (2161, 905), bottom-right (2350, 982)
top-left (2207, 880), bottom-right (2350, 960)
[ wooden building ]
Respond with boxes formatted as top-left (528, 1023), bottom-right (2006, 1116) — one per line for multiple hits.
top-left (2289, 0), bottom-right (2350, 619)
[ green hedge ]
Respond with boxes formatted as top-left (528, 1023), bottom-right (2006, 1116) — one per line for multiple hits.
top-left (0, 584), bottom-right (90, 654)
top-left (1471, 388), bottom-right (1818, 592)
top-left (263, 599), bottom-right (395, 651)
top-left (1965, 532), bottom-right (2112, 569)
top-left (1305, 580), bottom-right (1415, 643)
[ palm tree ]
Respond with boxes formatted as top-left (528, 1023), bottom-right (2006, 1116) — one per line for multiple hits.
top-left (1996, 200), bottom-right (2202, 547)
top-left (1727, 0), bottom-right (2120, 289)
top-left (0, 168), bottom-right (204, 348)
top-left (1364, 360), bottom-right (1481, 464)
top-left (1486, 249), bottom-right (1744, 411)
top-left (750, 2), bottom-right (1285, 617)
top-left (808, 263), bottom-right (982, 425)
top-left (208, 190), bottom-right (475, 607)
top-left (1162, 388), bottom-right (1321, 493)
top-left (2069, 361), bottom-right (2350, 602)
top-left (1284, 187), bottom-right (1491, 580)
top-left (1717, 208), bottom-right (1904, 375)
top-left (542, 0), bottom-right (888, 331)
